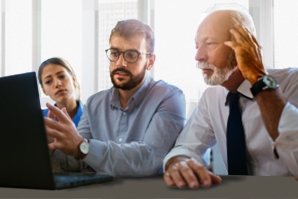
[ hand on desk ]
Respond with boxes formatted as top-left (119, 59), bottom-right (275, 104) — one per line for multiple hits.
top-left (44, 103), bottom-right (83, 156)
top-left (164, 157), bottom-right (221, 189)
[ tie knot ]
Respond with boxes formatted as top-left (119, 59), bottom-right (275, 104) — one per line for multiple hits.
top-left (227, 92), bottom-right (240, 106)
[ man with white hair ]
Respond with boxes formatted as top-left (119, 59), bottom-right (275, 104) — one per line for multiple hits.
top-left (163, 3), bottom-right (298, 189)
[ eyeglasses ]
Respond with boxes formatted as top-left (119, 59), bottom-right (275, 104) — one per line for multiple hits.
top-left (105, 48), bottom-right (151, 63)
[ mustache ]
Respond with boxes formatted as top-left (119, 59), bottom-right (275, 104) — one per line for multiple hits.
top-left (111, 68), bottom-right (132, 76)
top-left (196, 62), bottom-right (216, 70)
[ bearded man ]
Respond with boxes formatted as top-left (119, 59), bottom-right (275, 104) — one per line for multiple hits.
top-left (163, 3), bottom-right (298, 189)
top-left (45, 19), bottom-right (186, 177)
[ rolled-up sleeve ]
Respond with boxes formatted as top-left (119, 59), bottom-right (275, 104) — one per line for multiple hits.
top-left (163, 93), bottom-right (216, 170)
top-left (275, 102), bottom-right (298, 176)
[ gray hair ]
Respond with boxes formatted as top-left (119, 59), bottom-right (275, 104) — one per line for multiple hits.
top-left (202, 3), bottom-right (256, 37)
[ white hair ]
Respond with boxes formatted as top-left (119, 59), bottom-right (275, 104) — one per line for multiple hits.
top-left (201, 3), bottom-right (257, 37)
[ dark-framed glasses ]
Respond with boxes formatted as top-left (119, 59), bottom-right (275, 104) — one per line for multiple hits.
top-left (105, 48), bottom-right (151, 63)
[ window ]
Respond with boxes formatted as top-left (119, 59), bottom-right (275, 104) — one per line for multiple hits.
top-left (153, 0), bottom-right (249, 117)
top-left (80, 0), bottom-right (138, 104)
top-left (97, 0), bottom-right (138, 91)
top-left (40, 0), bottom-right (82, 81)
top-left (1, 0), bottom-right (32, 76)
top-left (39, 0), bottom-right (82, 105)
top-left (1, 0), bottom-right (296, 105)
top-left (0, 0), bottom-right (296, 175)
top-left (274, 0), bottom-right (298, 69)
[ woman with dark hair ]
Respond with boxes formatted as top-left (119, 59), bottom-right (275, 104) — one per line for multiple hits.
top-left (38, 57), bottom-right (83, 127)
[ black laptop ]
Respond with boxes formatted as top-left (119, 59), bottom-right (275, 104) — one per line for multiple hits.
top-left (0, 72), bottom-right (114, 190)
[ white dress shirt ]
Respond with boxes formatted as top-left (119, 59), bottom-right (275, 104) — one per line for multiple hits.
top-left (164, 67), bottom-right (298, 176)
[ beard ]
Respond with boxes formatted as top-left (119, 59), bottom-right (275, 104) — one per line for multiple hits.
top-left (197, 51), bottom-right (237, 85)
top-left (110, 65), bottom-right (146, 90)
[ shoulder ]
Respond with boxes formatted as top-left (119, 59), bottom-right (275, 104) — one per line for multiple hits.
top-left (267, 67), bottom-right (298, 89)
top-left (198, 86), bottom-right (226, 107)
top-left (73, 101), bottom-right (84, 127)
top-left (42, 108), bottom-right (49, 117)
top-left (76, 100), bottom-right (84, 114)
top-left (83, 87), bottom-right (114, 111)
top-left (148, 79), bottom-right (184, 97)
top-left (77, 100), bottom-right (84, 109)
top-left (202, 86), bottom-right (225, 98)
top-left (268, 67), bottom-right (298, 79)
top-left (86, 87), bottom-right (113, 104)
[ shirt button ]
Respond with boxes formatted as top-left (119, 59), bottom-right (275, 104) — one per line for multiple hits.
top-left (123, 112), bottom-right (126, 115)
top-left (119, 138), bottom-right (122, 142)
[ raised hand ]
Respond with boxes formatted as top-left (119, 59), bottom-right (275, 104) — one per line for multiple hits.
top-left (224, 24), bottom-right (267, 85)
top-left (44, 103), bottom-right (83, 156)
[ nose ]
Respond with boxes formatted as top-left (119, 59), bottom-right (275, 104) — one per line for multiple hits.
top-left (54, 78), bottom-right (62, 88)
top-left (115, 53), bottom-right (127, 68)
top-left (195, 45), bottom-right (207, 63)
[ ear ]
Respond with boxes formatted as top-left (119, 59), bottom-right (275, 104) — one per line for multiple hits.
top-left (71, 73), bottom-right (77, 88)
top-left (146, 54), bottom-right (156, 70)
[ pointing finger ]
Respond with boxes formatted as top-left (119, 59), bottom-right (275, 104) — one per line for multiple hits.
top-left (46, 103), bottom-right (71, 124)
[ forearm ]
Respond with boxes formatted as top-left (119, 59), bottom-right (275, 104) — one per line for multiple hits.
top-left (51, 149), bottom-right (87, 172)
top-left (256, 88), bottom-right (287, 141)
top-left (274, 102), bottom-right (298, 175)
top-left (84, 140), bottom-right (166, 177)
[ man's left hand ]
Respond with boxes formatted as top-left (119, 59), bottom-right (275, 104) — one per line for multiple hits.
top-left (224, 24), bottom-right (267, 85)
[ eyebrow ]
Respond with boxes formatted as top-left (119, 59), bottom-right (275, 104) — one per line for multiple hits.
top-left (43, 71), bottom-right (65, 80)
top-left (109, 47), bottom-right (139, 51)
top-left (196, 36), bottom-right (224, 46)
top-left (196, 36), bottom-right (218, 42)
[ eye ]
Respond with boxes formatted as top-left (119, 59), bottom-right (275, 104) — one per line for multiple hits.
top-left (110, 50), bottom-right (119, 58)
top-left (59, 75), bottom-right (66, 79)
top-left (44, 80), bottom-right (52, 85)
top-left (206, 42), bottom-right (218, 46)
top-left (205, 42), bottom-right (218, 50)
top-left (125, 51), bottom-right (138, 59)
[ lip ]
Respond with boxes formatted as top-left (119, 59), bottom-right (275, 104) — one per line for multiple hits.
top-left (114, 72), bottom-right (129, 78)
top-left (55, 89), bottom-right (67, 95)
top-left (116, 71), bottom-right (128, 75)
top-left (202, 69), bottom-right (213, 73)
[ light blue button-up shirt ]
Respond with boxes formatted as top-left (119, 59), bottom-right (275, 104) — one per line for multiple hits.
top-left (77, 75), bottom-right (186, 177)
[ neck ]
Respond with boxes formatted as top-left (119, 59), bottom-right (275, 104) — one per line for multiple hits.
top-left (221, 68), bottom-right (245, 91)
top-left (56, 98), bottom-right (78, 119)
top-left (118, 78), bottom-right (145, 109)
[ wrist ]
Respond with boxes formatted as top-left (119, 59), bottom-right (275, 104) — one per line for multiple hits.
top-left (74, 138), bottom-right (90, 160)
top-left (250, 74), bottom-right (279, 97)
top-left (50, 149), bottom-right (56, 156)
top-left (165, 155), bottom-right (190, 171)
top-left (247, 73), bottom-right (266, 85)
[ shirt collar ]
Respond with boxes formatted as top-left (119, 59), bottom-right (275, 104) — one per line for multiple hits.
top-left (53, 100), bottom-right (83, 127)
top-left (237, 79), bottom-right (253, 99)
top-left (73, 100), bottom-right (83, 127)
top-left (224, 79), bottom-right (253, 106)
top-left (110, 74), bottom-right (152, 109)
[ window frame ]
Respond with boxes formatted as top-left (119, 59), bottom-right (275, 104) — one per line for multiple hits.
top-left (0, 0), bottom-right (273, 105)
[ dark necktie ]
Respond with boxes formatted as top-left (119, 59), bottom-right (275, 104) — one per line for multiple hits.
top-left (226, 91), bottom-right (248, 175)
